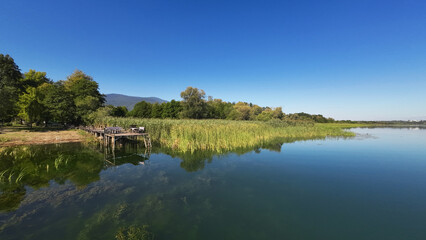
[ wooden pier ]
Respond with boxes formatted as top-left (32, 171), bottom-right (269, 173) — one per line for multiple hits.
top-left (81, 127), bottom-right (152, 149)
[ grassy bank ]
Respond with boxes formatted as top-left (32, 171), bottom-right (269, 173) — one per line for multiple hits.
top-left (94, 117), bottom-right (357, 152)
top-left (0, 126), bottom-right (92, 147)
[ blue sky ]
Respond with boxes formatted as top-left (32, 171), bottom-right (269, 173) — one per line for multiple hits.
top-left (1, 0), bottom-right (425, 120)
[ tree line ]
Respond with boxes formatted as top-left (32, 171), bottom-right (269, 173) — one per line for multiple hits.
top-left (122, 86), bottom-right (286, 121)
top-left (1, 53), bottom-right (335, 126)
top-left (97, 86), bottom-right (335, 123)
top-left (0, 54), bottom-right (104, 126)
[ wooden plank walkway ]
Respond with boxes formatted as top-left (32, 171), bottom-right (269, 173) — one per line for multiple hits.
top-left (81, 127), bottom-right (152, 149)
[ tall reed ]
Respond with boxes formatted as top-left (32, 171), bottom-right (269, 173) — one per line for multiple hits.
top-left (94, 117), bottom-right (355, 152)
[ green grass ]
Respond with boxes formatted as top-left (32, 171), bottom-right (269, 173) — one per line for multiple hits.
top-left (94, 117), bottom-right (356, 152)
top-left (0, 136), bottom-right (11, 143)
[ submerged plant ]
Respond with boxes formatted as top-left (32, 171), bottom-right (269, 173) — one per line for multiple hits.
top-left (115, 225), bottom-right (155, 240)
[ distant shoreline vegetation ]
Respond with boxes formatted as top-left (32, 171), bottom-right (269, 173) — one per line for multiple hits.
top-left (91, 86), bottom-right (336, 123)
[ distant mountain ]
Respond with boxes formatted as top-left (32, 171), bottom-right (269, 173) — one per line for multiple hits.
top-left (105, 93), bottom-right (167, 110)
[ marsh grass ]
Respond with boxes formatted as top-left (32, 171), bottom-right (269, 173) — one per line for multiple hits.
top-left (94, 117), bottom-right (355, 152)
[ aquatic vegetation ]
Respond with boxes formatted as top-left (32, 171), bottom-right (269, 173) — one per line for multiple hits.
top-left (115, 225), bottom-right (155, 240)
top-left (94, 117), bottom-right (355, 152)
top-left (0, 144), bottom-right (105, 212)
top-left (114, 202), bottom-right (130, 221)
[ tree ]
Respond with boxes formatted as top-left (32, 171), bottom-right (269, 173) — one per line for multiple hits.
top-left (15, 70), bottom-right (53, 126)
top-left (272, 107), bottom-right (284, 119)
top-left (151, 103), bottom-right (163, 118)
top-left (166, 100), bottom-right (182, 118)
top-left (250, 104), bottom-right (263, 120)
top-left (180, 87), bottom-right (206, 119)
top-left (111, 106), bottom-right (128, 117)
top-left (0, 86), bottom-right (18, 123)
top-left (21, 70), bottom-right (51, 89)
top-left (256, 108), bottom-right (274, 121)
top-left (130, 101), bottom-right (152, 118)
top-left (87, 106), bottom-right (117, 124)
top-left (229, 102), bottom-right (252, 120)
top-left (17, 87), bottom-right (45, 126)
top-left (63, 70), bottom-right (104, 123)
top-left (257, 107), bottom-right (284, 121)
top-left (0, 54), bottom-right (22, 91)
top-left (0, 54), bottom-right (22, 123)
top-left (40, 82), bottom-right (76, 125)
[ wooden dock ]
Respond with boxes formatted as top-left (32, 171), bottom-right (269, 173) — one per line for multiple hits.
top-left (81, 127), bottom-right (152, 149)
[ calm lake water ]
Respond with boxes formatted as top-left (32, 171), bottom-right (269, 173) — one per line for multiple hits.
top-left (1, 128), bottom-right (426, 239)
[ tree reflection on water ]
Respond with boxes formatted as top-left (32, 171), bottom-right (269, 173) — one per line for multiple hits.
top-left (0, 135), bottom-right (326, 213)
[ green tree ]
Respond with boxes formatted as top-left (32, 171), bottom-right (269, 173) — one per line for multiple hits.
top-left (272, 107), bottom-right (284, 119)
top-left (0, 54), bottom-right (22, 91)
top-left (151, 103), bottom-right (163, 118)
top-left (87, 105), bottom-right (127, 123)
top-left (257, 107), bottom-right (284, 121)
top-left (21, 70), bottom-right (51, 89)
top-left (111, 106), bottom-right (128, 117)
top-left (206, 98), bottom-right (233, 119)
top-left (256, 108), bottom-right (274, 121)
top-left (40, 82), bottom-right (76, 125)
top-left (0, 54), bottom-right (22, 123)
top-left (130, 101), bottom-right (152, 118)
top-left (162, 100), bottom-right (182, 118)
top-left (0, 86), bottom-right (17, 123)
top-left (250, 104), bottom-right (263, 120)
top-left (17, 87), bottom-right (45, 126)
top-left (180, 87), bottom-right (206, 119)
top-left (229, 102), bottom-right (251, 120)
top-left (15, 70), bottom-right (53, 126)
top-left (64, 70), bottom-right (104, 123)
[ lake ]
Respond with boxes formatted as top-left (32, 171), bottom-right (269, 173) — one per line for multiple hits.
top-left (1, 127), bottom-right (426, 239)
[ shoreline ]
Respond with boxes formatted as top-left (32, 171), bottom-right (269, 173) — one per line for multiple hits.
top-left (4, 122), bottom-right (421, 149)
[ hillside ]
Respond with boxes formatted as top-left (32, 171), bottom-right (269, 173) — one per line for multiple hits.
top-left (105, 93), bottom-right (167, 110)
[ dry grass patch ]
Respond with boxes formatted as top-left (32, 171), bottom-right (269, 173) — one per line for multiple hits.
top-left (0, 129), bottom-right (86, 147)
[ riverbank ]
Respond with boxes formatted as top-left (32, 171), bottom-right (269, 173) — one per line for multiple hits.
top-left (0, 127), bottom-right (90, 147)
top-left (0, 121), bottom-right (369, 150)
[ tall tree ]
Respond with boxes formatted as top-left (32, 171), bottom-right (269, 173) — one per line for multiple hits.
top-left (40, 82), bottom-right (76, 126)
top-left (21, 70), bottom-right (51, 89)
top-left (17, 87), bottom-right (45, 126)
top-left (0, 86), bottom-right (18, 123)
top-left (206, 98), bottom-right (233, 119)
top-left (162, 100), bottom-right (182, 118)
top-left (130, 101), bottom-right (152, 118)
top-left (0, 54), bottom-right (22, 91)
top-left (63, 70), bottom-right (104, 123)
top-left (15, 70), bottom-right (53, 126)
top-left (0, 54), bottom-right (22, 123)
top-left (151, 103), bottom-right (164, 118)
top-left (180, 87), bottom-right (206, 119)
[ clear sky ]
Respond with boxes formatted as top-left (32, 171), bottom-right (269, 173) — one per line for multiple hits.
top-left (1, 0), bottom-right (425, 120)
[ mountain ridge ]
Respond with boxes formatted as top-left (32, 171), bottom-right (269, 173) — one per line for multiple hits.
top-left (105, 93), bottom-right (167, 110)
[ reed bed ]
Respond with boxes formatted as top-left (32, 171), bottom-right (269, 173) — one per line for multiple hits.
top-left (94, 117), bottom-right (355, 152)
